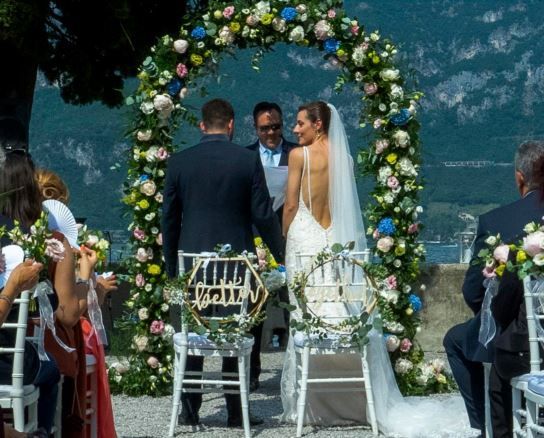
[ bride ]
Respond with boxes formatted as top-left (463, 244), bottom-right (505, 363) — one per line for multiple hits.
top-left (280, 101), bottom-right (472, 436)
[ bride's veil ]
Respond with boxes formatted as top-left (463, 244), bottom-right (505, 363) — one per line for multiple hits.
top-left (327, 104), bottom-right (367, 253)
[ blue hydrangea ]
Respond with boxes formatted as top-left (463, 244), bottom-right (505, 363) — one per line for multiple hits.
top-left (278, 265), bottom-right (286, 273)
top-left (167, 79), bottom-right (183, 97)
top-left (377, 217), bottom-right (396, 236)
top-left (324, 38), bottom-right (340, 54)
top-left (191, 26), bottom-right (206, 40)
top-left (409, 294), bottom-right (422, 312)
top-left (139, 175), bottom-right (149, 182)
top-left (280, 7), bottom-right (298, 22)
top-left (390, 108), bottom-right (411, 126)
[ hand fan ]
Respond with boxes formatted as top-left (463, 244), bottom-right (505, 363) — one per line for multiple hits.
top-left (42, 199), bottom-right (79, 249)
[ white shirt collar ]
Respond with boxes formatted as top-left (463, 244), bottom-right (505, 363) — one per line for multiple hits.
top-left (259, 139), bottom-right (283, 155)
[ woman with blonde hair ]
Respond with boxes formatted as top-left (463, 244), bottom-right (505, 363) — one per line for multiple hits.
top-left (35, 169), bottom-right (70, 204)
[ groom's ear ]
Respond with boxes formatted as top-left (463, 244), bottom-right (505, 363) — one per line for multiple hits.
top-left (227, 119), bottom-right (234, 134)
top-left (199, 121), bottom-right (207, 132)
top-left (515, 170), bottom-right (527, 197)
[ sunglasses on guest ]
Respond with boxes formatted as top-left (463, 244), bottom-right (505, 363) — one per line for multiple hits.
top-left (4, 147), bottom-right (31, 159)
top-left (258, 124), bottom-right (282, 133)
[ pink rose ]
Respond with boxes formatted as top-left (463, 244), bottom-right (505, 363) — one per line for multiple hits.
top-left (135, 273), bottom-right (145, 287)
top-left (385, 275), bottom-right (397, 290)
top-left (400, 338), bottom-right (412, 353)
top-left (256, 248), bottom-right (267, 261)
top-left (375, 139), bottom-right (389, 154)
top-left (147, 356), bottom-right (159, 369)
top-left (377, 236), bottom-right (394, 253)
top-left (327, 9), bottom-right (336, 18)
top-left (223, 6), bottom-right (235, 19)
top-left (133, 228), bottom-right (145, 241)
top-left (45, 238), bottom-right (65, 262)
top-left (387, 176), bottom-right (400, 189)
top-left (372, 229), bottom-right (379, 239)
top-left (246, 15), bottom-right (258, 26)
top-left (482, 265), bottom-right (497, 279)
top-left (407, 223), bottom-right (419, 234)
top-left (156, 233), bottom-right (163, 246)
top-left (364, 82), bottom-right (378, 96)
top-left (386, 335), bottom-right (400, 352)
top-left (150, 320), bottom-right (165, 335)
top-left (176, 63), bottom-right (188, 78)
top-left (373, 119), bottom-right (383, 129)
top-left (156, 147), bottom-right (169, 161)
top-left (314, 20), bottom-right (332, 41)
top-left (351, 25), bottom-right (360, 36)
top-left (523, 231), bottom-right (544, 257)
top-left (258, 259), bottom-right (267, 269)
top-left (493, 244), bottom-right (510, 264)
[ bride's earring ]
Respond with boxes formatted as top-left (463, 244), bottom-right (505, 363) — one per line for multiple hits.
top-left (314, 129), bottom-right (323, 143)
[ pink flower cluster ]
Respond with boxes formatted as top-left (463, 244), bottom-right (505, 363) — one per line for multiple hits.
top-left (45, 238), bottom-right (65, 262)
top-left (223, 6), bottom-right (235, 19)
top-left (400, 338), bottom-right (412, 353)
top-left (176, 63), bottom-right (188, 78)
top-left (150, 320), bottom-right (165, 335)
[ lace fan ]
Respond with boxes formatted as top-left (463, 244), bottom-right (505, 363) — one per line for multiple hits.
top-left (42, 199), bottom-right (79, 249)
top-left (0, 245), bottom-right (25, 288)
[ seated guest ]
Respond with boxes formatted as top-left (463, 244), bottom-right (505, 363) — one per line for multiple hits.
top-left (489, 152), bottom-right (544, 437)
top-left (36, 167), bottom-right (118, 437)
top-left (443, 140), bottom-right (544, 436)
top-left (0, 150), bottom-right (98, 437)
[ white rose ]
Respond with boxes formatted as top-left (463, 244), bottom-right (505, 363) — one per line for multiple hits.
top-left (137, 130), bottom-right (152, 142)
top-left (351, 46), bottom-right (366, 66)
top-left (173, 39), bottom-right (189, 54)
top-left (383, 192), bottom-right (395, 204)
top-left (140, 101), bottom-right (155, 115)
top-left (377, 236), bottom-right (394, 253)
top-left (140, 180), bottom-right (157, 196)
top-left (179, 87), bottom-right (189, 99)
top-left (355, 71), bottom-right (364, 82)
top-left (398, 157), bottom-right (417, 177)
top-left (138, 307), bottom-right (149, 320)
top-left (390, 84), bottom-right (404, 100)
top-left (136, 248), bottom-right (148, 262)
top-left (154, 94), bottom-right (173, 111)
top-left (133, 335), bottom-right (149, 352)
top-left (380, 289), bottom-right (399, 304)
top-left (86, 234), bottom-right (99, 246)
top-left (299, 13), bottom-right (307, 22)
top-left (534, 253), bottom-right (544, 266)
top-left (272, 17), bottom-right (287, 32)
top-left (161, 303), bottom-right (169, 312)
top-left (393, 259), bottom-right (402, 268)
top-left (378, 166), bottom-right (393, 184)
top-left (145, 147), bottom-right (159, 162)
top-left (485, 236), bottom-right (498, 246)
top-left (254, 1), bottom-right (270, 19)
top-left (386, 335), bottom-right (400, 352)
top-left (296, 4), bottom-right (307, 14)
top-left (96, 239), bottom-right (109, 251)
top-left (370, 32), bottom-right (380, 41)
top-left (379, 68), bottom-right (400, 81)
top-left (219, 26), bottom-right (235, 45)
top-left (392, 130), bottom-right (410, 148)
top-left (154, 192), bottom-right (163, 203)
top-left (144, 283), bottom-right (153, 292)
top-left (394, 358), bottom-right (413, 374)
top-left (289, 26), bottom-right (305, 42)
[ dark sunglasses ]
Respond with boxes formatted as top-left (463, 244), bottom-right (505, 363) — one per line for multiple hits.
top-left (258, 123), bottom-right (282, 133)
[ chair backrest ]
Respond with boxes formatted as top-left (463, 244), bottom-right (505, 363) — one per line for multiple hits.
top-left (293, 250), bottom-right (372, 325)
top-left (524, 276), bottom-right (544, 372)
top-left (0, 290), bottom-right (31, 392)
top-left (177, 250), bottom-right (264, 328)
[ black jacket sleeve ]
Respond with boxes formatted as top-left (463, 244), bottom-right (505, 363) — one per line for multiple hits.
top-left (249, 153), bottom-right (284, 262)
top-left (491, 253), bottom-right (524, 331)
top-left (161, 158), bottom-right (183, 278)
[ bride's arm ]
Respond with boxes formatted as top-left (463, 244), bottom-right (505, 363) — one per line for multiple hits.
top-left (282, 148), bottom-right (304, 237)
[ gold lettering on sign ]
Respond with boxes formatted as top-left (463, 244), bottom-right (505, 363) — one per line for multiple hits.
top-left (192, 277), bottom-right (262, 310)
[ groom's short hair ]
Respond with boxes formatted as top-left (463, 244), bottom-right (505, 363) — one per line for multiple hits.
top-left (202, 99), bottom-right (234, 130)
top-left (515, 140), bottom-right (544, 188)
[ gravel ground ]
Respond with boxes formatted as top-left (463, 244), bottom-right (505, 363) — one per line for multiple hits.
top-left (112, 351), bottom-right (480, 438)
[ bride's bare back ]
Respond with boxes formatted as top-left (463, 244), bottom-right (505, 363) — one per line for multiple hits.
top-left (300, 143), bottom-right (331, 229)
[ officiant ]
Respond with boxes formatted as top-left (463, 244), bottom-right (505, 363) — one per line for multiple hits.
top-left (245, 101), bottom-right (298, 392)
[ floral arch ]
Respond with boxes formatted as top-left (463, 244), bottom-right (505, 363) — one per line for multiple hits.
top-left (111, 0), bottom-right (446, 396)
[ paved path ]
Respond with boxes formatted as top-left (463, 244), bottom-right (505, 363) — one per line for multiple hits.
top-left (112, 351), bottom-right (480, 438)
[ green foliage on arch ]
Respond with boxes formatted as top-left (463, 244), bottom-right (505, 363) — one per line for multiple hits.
top-left (109, 0), bottom-right (452, 397)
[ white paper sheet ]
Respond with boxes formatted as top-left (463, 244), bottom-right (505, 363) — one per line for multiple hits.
top-left (264, 166), bottom-right (288, 211)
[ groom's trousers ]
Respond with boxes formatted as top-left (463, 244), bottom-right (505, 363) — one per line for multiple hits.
top-left (443, 321), bottom-right (486, 432)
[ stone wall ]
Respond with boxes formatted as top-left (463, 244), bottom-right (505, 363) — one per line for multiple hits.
top-left (101, 264), bottom-right (474, 353)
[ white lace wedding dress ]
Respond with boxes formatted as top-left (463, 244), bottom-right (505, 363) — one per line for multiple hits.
top-left (280, 146), bottom-right (367, 425)
top-left (280, 105), bottom-right (476, 437)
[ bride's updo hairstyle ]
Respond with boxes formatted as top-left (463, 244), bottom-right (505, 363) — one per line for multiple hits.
top-left (299, 101), bottom-right (331, 135)
top-left (36, 168), bottom-right (70, 205)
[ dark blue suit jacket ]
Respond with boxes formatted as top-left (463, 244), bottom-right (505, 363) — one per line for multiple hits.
top-left (462, 190), bottom-right (544, 361)
top-left (161, 134), bottom-right (284, 278)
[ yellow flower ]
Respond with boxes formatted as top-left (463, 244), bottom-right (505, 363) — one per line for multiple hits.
top-left (516, 250), bottom-right (527, 263)
top-left (495, 264), bottom-right (506, 277)
top-left (261, 14), bottom-right (273, 25)
top-left (395, 246), bottom-right (405, 256)
top-left (254, 236), bottom-right (263, 246)
top-left (137, 71), bottom-right (149, 80)
top-left (436, 374), bottom-right (447, 384)
top-left (372, 55), bottom-right (380, 64)
top-left (148, 264), bottom-right (161, 275)
top-left (204, 50), bottom-right (212, 58)
top-left (336, 49), bottom-right (346, 57)
top-left (405, 307), bottom-right (414, 316)
top-left (229, 22), bottom-right (241, 33)
top-left (190, 54), bottom-right (203, 66)
top-left (269, 259), bottom-right (278, 269)
top-left (214, 10), bottom-right (222, 19)
top-left (386, 153), bottom-right (398, 164)
top-left (138, 199), bottom-right (150, 210)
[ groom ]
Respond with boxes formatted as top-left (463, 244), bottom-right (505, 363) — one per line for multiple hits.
top-left (162, 98), bottom-right (284, 427)
top-left (443, 140), bottom-right (544, 436)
